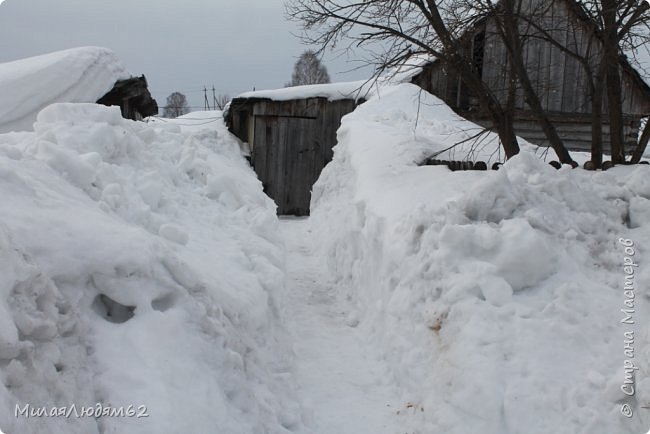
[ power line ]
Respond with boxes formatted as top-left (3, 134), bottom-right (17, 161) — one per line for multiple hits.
top-left (148, 116), bottom-right (222, 127)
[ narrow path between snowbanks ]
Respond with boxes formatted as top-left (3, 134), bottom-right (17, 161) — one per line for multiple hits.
top-left (280, 217), bottom-right (412, 434)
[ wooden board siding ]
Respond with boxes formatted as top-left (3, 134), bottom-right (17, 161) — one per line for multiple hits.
top-left (227, 97), bottom-right (357, 216)
top-left (467, 111), bottom-right (641, 153)
top-left (411, 0), bottom-right (650, 153)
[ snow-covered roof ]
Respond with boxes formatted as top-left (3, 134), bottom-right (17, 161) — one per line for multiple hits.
top-left (234, 54), bottom-right (437, 104)
top-left (379, 53), bottom-right (437, 85)
top-left (236, 80), bottom-right (372, 102)
top-left (0, 46), bottom-right (131, 133)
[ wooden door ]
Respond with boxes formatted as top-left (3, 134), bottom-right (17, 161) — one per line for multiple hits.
top-left (253, 115), bottom-right (318, 215)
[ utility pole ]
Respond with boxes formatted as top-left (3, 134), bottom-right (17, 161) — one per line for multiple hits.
top-left (203, 86), bottom-right (210, 111)
top-left (212, 86), bottom-right (217, 111)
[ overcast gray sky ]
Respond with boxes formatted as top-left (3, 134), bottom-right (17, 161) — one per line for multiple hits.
top-left (0, 0), bottom-right (371, 111)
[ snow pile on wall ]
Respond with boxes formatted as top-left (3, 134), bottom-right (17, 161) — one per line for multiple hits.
top-left (310, 83), bottom-right (650, 434)
top-left (236, 80), bottom-right (370, 102)
top-left (0, 104), bottom-right (304, 434)
top-left (0, 47), bottom-right (130, 134)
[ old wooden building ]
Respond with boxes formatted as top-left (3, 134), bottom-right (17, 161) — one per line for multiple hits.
top-left (97, 75), bottom-right (158, 120)
top-left (226, 83), bottom-right (366, 215)
top-left (411, 0), bottom-right (650, 152)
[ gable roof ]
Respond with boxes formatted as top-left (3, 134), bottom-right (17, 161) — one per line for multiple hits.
top-left (411, 0), bottom-right (650, 103)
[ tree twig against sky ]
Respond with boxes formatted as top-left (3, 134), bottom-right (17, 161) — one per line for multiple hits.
top-left (215, 94), bottom-right (231, 111)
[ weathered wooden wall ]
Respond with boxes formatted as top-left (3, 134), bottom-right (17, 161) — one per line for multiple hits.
top-left (411, 0), bottom-right (650, 153)
top-left (471, 112), bottom-right (640, 152)
top-left (481, 0), bottom-right (650, 115)
top-left (227, 97), bottom-right (357, 215)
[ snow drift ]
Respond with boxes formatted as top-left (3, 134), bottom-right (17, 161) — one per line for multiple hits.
top-left (0, 104), bottom-right (304, 433)
top-left (310, 83), bottom-right (650, 434)
top-left (0, 47), bottom-right (130, 134)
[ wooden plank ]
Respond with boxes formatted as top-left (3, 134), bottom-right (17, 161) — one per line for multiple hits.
top-left (484, 18), bottom-right (509, 105)
top-left (276, 117), bottom-right (289, 213)
top-left (575, 25), bottom-right (589, 113)
top-left (287, 117), bottom-right (310, 215)
top-left (562, 21), bottom-right (581, 113)
top-left (252, 116), bottom-right (268, 191)
top-left (253, 99), bottom-right (319, 118)
top-left (545, 0), bottom-right (564, 111)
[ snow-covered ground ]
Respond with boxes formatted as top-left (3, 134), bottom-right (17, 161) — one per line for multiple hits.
top-left (280, 217), bottom-right (416, 434)
top-left (0, 47), bottom-right (130, 134)
top-left (0, 48), bottom-right (649, 434)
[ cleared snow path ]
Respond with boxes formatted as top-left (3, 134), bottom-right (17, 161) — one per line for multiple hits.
top-left (280, 217), bottom-right (411, 434)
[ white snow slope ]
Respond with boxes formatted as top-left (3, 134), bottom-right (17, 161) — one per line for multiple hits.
top-left (0, 47), bottom-right (130, 134)
top-left (310, 83), bottom-right (650, 434)
top-left (1, 55), bottom-right (650, 434)
top-left (0, 103), bottom-right (305, 434)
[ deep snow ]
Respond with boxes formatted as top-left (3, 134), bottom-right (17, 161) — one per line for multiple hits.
top-left (0, 49), bottom-right (649, 434)
top-left (0, 47), bottom-right (130, 134)
top-left (0, 103), bottom-right (304, 434)
top-left (310, 83), bottom-right (650, 434)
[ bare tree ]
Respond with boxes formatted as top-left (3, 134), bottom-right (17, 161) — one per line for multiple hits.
top-left (445, 0), bottom-right (574, 163)
top-left (285, 0), bottom-right (525, 159)
top-left (508, 0), bottom-right (650, 166)
top-left (215, 94), bottom-right (231, 110)
top-left (287, 50), bottom-right (331, 86)
top-left (582, 0), bottom-right (650, 163)
top-left (631, 119), bottom-right (650, 163)
top-left (287, 0), bottom-right (650, 165)
top-left (163, 92), bottom-right (189, 118)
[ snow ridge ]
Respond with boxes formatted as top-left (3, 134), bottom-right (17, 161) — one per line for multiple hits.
top-left (0, 103), bottom-right (305, 434)
top-left (310, 83), bottom-right (650, 434)
top-left (0, 47), bottom-right (130, 133)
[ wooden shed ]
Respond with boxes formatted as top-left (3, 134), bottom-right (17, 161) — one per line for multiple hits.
top-left (97, 75), bottom-right (158, 121)
top-left (226, 83), bottom-right (366, 215)
top-left (411, 0), bottom-right (650, 152)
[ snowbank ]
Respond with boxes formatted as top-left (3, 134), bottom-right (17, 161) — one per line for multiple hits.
top-left (0, 47), bottom-right (130, 134)
top-left (310, 83), bottom-right (650, 434)
top-left (0, 104), bottom-right (304, 433)
top-left (147, 110), bottom-right (225, 134)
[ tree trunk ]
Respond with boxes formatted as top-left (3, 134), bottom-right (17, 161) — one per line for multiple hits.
top-left (605, 61), bottom-right (625, 162)
top-left (602, 0), bottom-right (625, 163)
top-left (494, 110), bottom-right (518, 159)
top-left (426, 2), bottom-right (520, 159)
top-left (590, 66), bottom-right (606, 168)
top-left (630, 120), bottom-right (650, 164)
top-left (500, 2), bottom-right (573, 164)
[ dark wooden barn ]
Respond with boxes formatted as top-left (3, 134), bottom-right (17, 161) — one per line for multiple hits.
top-left (97, 75), bottom-right (158, 121)
top-left (226, 83), bottom-right (365, 215)
top-left (411, 0), bottom-right (650, 152)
